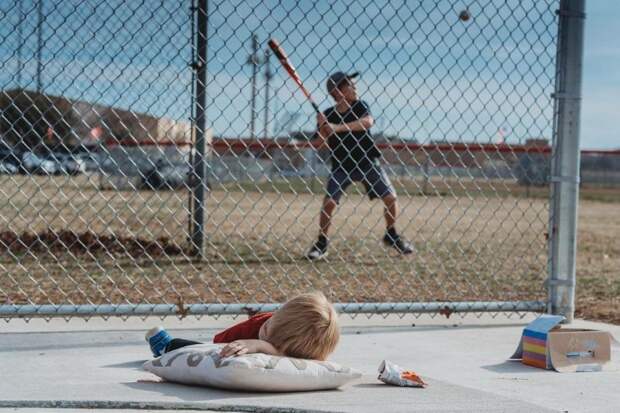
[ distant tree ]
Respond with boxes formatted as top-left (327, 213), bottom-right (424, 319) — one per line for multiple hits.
top-left (0, 90), bottom-right (78, 153)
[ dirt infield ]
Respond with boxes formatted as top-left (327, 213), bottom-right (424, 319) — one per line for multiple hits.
top-left (0, 174), bottom-right (617, 323)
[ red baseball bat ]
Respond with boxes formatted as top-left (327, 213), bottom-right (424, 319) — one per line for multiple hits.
top-left (268, 38), bottom-right (320, 114)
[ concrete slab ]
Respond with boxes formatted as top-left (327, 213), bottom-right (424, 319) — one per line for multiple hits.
top-left (0, 410), bottom-right (242, 413)
top-left (1, 314), bottom-right (619, 413)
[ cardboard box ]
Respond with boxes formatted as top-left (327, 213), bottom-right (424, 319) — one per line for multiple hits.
top-left (511, 315), bottom-right (612, 372)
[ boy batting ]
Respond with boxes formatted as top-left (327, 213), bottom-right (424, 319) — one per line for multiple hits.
top-left (306, 72), bottom-right (413, 260)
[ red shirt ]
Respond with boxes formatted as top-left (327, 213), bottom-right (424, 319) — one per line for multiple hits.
top-left (213, 312), bottom-right (273, 343)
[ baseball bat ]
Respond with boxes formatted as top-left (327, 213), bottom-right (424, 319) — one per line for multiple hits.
top-left (268, 38), bottom-right (320, 114)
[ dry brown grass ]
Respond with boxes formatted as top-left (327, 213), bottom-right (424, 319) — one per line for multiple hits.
top-left (0, 174), bottom-right (617, 323)
top-left (572, 200), bottom-right (620, 324)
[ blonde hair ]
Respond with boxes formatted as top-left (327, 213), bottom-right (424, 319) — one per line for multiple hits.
top-left (267, 291), bottom-right (340, 360)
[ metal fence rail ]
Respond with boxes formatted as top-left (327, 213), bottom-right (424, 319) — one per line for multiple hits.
top-left (0, 0), bottom-right (584, 320)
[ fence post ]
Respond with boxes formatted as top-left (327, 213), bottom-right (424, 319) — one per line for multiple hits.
top-left (190, 0), bottom-right (208, 258)
top-left (548, 0), bottom-right (585, 322)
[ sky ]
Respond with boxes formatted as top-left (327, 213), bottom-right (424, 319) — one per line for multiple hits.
top-left (0, 0), bottom-right (616, 149)
top-left (581, 0), bottom-right (618, 149)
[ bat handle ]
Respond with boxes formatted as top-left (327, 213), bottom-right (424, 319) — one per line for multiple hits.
top-left (311, 101), bottom-right (320, 114)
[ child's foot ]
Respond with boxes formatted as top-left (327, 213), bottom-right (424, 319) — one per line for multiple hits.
top-left (306, 241), bottom-right (328, 260)
top-left (383, 232), bottom-right (413, 255)
top-left (145, 326), bottom-right (173, 357)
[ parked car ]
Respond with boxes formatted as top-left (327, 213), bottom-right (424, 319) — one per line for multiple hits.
top-left (0, 149), bottom-right (21, 172)
top-left (75, 152), bottom-right (101, 172)
top-left (22, 151), bottom-right (58, 175)
top-left (0, 161), bottom-right (18, 175)
top-left (46, 153), bottom-right (85, 175)
top-left (142, 159), bottom-right (191, 190)
top-left (516, 153), bottom-right (550, 187)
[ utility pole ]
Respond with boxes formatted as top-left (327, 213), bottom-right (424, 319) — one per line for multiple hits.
top-left (190, 0), bottom-right (209, 258)
top-left (263, 48), bottom-right (272, 140)
top-left (36, 0), bottom-right (43, 92)
top-left (247, 34), bottom-right (260, 139)
top-left (16, 0), bottom-right (24, 89)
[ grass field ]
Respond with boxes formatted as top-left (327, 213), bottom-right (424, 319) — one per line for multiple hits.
top-left (0, 174), bottom-right (618, 323)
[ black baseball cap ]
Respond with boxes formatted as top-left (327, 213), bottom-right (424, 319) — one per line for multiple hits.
top-left (326, 71), bottom-right (359, 93)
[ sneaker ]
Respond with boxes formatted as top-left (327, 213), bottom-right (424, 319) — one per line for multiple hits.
top-left (383, 233), bottom-right (414, 255)
top-left (306, 242), bottom-right (328, 260)
top-left (145, 326), bottom-right (173, 357)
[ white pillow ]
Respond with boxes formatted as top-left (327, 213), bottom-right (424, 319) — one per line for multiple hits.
top-left (143, 344), bottom-right (361, 392)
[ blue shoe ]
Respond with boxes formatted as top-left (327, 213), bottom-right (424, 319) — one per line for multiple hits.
top-left (145, 326), bottom-right (173, 357)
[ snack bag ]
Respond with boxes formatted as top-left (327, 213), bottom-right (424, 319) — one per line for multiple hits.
top-left (378, 359), bottom-right (427, 388)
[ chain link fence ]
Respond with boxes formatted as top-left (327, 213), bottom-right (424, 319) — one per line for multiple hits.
top-left (0, 0), bottom-right (577, 320)
top-left (580, 150), bottom-right (620, 188)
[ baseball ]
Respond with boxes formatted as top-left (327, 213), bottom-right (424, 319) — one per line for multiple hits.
top-left (459, 9), bottom-right (471, 21)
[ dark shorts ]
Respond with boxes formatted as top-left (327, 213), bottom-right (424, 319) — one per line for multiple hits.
top-left (326, 162), bottom-right (395, 203)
